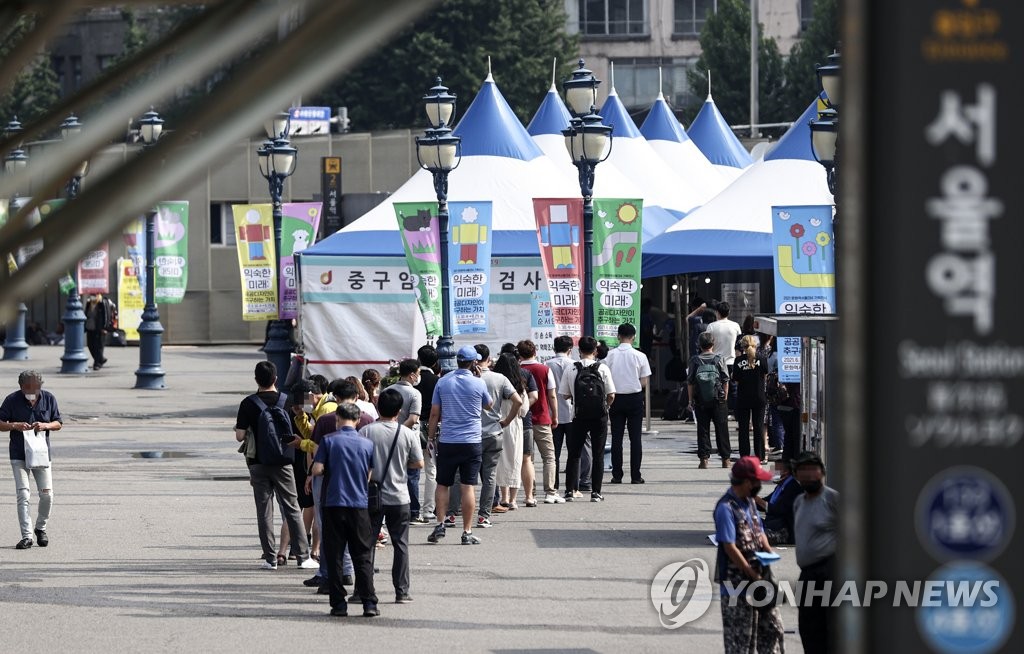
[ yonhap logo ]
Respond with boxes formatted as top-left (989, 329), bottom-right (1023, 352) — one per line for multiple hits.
top-left (651, 558), bottom-right (714, 629)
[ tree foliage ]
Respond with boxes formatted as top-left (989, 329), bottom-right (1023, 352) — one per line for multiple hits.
top-left (0, 16), bottom-right (61, 128)
top-left (781, 0), bottom-right (839, 116)
top-left (311, 0), bottom-right (578, 131)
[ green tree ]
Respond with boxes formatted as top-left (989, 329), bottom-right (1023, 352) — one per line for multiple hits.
top-left (0, 16), bottom-right (61, 128)
top-left (782, 0), bottom-right (839, 116)
top-left (684, 0), bottom-right (787, 129)
top-left (312, 0), bottom-right (578, 131)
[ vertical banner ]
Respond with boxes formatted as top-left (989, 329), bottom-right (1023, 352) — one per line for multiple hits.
top-left (117, 258), bottom-right (144, 341)
top-left (530, 289), bottom-right (556, 360)
top-left (278, 202), bottom-right (322, 320)
top-left (16, 199), bottom-right (59, 267)
top-left (321, 157), bottom-right (342, 238)
top-left (393, 202), bottom-right (442, 336)
top-left (77, 242), bottom-right (110, 295)
top-left (533, 198), bottom-right (584, 339)
top-left (123, 216), bottom-right (147, 293)
top-left (153, 202), bottom-right (189, 303)
top-left (0, 199), bottom-right (18, 273)
top-left (591, 198), bottom-right (643, 346)
top-left (231, 204), bottom-right (278, 321)
top-left (448, 201), bottom-right (492, 335)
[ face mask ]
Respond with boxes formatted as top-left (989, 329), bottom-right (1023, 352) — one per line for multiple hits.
top-left (24, 393), bottom-right (37, 402)
top-left (801, 480), bottom-right (823, 494)
top-left (750, 483), bottom-right (762, 497)
top-left (302, 403), bottom-right (314, 413)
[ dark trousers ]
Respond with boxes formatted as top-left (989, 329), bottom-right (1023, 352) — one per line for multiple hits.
top-left (86, 329), bottom-right (105, 365)
top-left (610, 391), bottom-right (644, 481)
top-left (552, 423), bottom-right (570, 489)
top-left (736, 404), bottom-right (766, 460)
top-left (799, 555), bottom-right (836, 654)
top-left (407, 468), bottom-right (421, 517)
top-left (370, 503), bottom-right (411, 596)
top-left (565, 417), bottom-right (607, 495)
top-left (323, 506), bottom-right (377, 610)
top-left (780, 406), bottom-right (802, 462)
top-left (695, 400), bottom-right (731, 461)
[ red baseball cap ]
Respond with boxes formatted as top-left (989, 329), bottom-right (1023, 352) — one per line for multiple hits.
top-left (731, 456), bottom-right (773, 482)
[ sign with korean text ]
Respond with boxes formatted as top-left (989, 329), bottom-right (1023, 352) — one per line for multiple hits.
top-left (77, 242), bottom-right (109, 295)
top-left (394, 202), bottom-right (443, 336)
top-left (117, 258), bottom-right (144, 341)
top-left (0, 199), bottom-right (18, 273)
top-left (591, 198), bottom-right (643, 346)
top-left (231, 204), bottom-right (278, 320)
top-left (122, 202), bottom-right (189, 304)
top-left (278, 202), bottom-right (322, 320)
top-left (321, 157), bottom-right (342, 237)
top-left (448, 201), bottom-right (493, 335)
top-left (531, 290), bottom-right (556, 359)
top-left (533, 198), bottom-right (584, 339)
top-left (288, 106), bottom-right (331, 136)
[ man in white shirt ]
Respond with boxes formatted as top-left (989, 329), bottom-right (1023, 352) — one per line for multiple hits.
top-left (704, 301), bottom-right (743, 373)
top-left (546, 335), bottom-right (590, 492)
top-left (603, 323), bottom-right (652, 484)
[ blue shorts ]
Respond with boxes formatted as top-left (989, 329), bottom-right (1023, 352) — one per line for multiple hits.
top-left (435, 441), bottom-right (483, 487)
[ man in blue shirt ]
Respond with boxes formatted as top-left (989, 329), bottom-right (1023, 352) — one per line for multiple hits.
top-left (427, 346), bottom-right (492, 545)
top-left (755, 458), bottom-right (802, 545)
top-left (311, 402), bottom-right (378, 617)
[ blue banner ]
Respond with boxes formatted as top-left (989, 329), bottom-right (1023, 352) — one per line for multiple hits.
top-left (448, 201), bottom-right (493, 335)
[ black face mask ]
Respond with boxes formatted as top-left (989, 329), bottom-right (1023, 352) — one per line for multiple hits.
top-left (801, 480), bottom-right (823, 494)
top-left (750, 483), bottom-right (762, 497)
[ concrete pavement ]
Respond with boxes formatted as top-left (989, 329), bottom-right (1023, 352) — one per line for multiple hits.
top-left (0, 344), bottom-right (804, 653)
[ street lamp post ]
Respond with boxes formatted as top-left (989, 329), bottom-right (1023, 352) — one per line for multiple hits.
top-left (562, 60), bottom-right (612, 338)
top-left (2, 118), bottom-right (30, 361)
top-left (810, 52), bottom-right (841, 197)
top-left (134, 108), bottom-right (166, 389)
top-left (414, 78), bottom-right (461, 374)
top-left (257, 111), bottom-right (297, 381)
top-left (59, 113), bottom-right (91, 373)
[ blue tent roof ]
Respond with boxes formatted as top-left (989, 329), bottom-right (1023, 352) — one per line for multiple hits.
top-left (526, 87), bottom-right (571, 136)
top-left (764, 97), bottom-right (822, 162)
top-left (598, 92), bottom-right (642, 139)
top-left (687, 96), bottom-right (753, 168)
top-left (453, 75), bottom-right (544, 160)
top-left (639, 95), bottom-right (691, 143)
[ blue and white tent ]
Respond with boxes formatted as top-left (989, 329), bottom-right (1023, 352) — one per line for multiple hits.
top-left (298, 74), bottom-right (578, 377)
top-left (687, 93), bottom-right (753, 182)
top-left (641, 99), bottom-right (833, 276)
top-left (639, 91), bottom-right (731, 205)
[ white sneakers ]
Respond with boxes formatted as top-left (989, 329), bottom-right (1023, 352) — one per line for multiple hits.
top-left (298, 558), bottom-right (319, 569)
top-left (260, 560), bottom-right (278, 570)
top-left (543, 494), bottom-right (566, 504)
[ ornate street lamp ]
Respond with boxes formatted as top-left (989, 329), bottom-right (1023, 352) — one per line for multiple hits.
top-left (415, 77), bottom-right (461, 373)
top-left (257, 111), bottom-right (298, 381)
top-left (134, 107), bottom-right (167, 389)
top-left (56, 113), bottom-right (91, 372)
top-left (562, 59), bottom-right (612, 338)
top-left (2, 118), bottom-right (30, 361)
top-left (810, 51), bottom-right (841, 197)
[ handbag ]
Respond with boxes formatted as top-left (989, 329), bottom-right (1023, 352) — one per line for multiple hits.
top-left (237, 427), bottom-right (257, 459)
top-left (367, 423), bottom-right (401, 513)
top-left (24, 429), bottom-right (50, 469)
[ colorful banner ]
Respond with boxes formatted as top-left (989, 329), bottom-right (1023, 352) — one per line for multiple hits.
top-left (394, 202), bottom-right (442, 336)
top-left (448, 201), bottom-right (492, 334)
top-left (278, 202), bottom-right (322, 320)
top-left (592, 198), bottom-right (643, 346)
top-left (530, 289), bottom-right (556, 360)
top-left (232, 204), bottom-right (278, 321)
top-left (0, 199), bottom-right (17, 273)
top-left (122, 201), bottom-right (189, 304)
top-left (77, 242), bottom-right (109, 295)
top-left (533, 198), bottom-right (584, 339)
top-left (117, 258), bottom-right (144, 341)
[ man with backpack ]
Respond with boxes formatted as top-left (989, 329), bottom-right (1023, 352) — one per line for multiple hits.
top-left (557, 336), bottom-right (616, 502)
top-left (234, 361), bottom-right (318, 570)
top-left (688, 331), bottom-right (733, 469)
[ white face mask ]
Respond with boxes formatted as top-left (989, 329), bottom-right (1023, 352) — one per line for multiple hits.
top-left (302, 403), bottom-right (314, 413)
top-left (24, 393), bottom-right (37, 402)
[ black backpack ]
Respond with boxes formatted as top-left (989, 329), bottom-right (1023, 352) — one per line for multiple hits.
top-left (694, 354), bottom-right (724, 405)
top-left (573, 361), bottom-right (607, 419)
top-left (249, 393), bottom-right (295, 466)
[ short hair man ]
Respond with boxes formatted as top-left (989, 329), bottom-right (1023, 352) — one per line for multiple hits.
top-left (0, 370), bottom-right (62, 549)
top-left (792, 452), bottom-right (839, 654)
top-left (704, 301), bottom-right (743, 372)
top-left (546, 335), bottom-right (588, 492)
top-left (389, 359), bottom-right (425, 522)
top-left (688, 331), bottom-right (732, 469)
top-left (602, 323), bottom-right (652, 484)
top-left (517, 339), bottom-right (561, 505)
top-left (414, 346), bottom-right (440, 522)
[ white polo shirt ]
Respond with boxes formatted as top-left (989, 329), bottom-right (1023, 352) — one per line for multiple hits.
top-left (603, 342), bottom-right (652, 394)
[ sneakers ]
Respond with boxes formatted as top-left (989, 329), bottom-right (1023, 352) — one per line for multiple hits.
top-left (563, 491), bottom-right (574, 502)
top-left (427, 524), bottom-right (446, 543)
top-left (591, 493), bottom-right (604, 502)
top-left (298, 558), bottom-right (319, 569)
top-left (259, 559), bottom-right (278, 570)
top-left (421, 511), bottom-right (437, 521)
top-left (411, 515), bottom-right (431, 524)
top-left (363, 604), bottom-right (380, 617)
top-left (572, 490), bottom-right (583, 498)
top-left (698, 458), bottom-right (709, 469)
top-left (34, 529), bottom-right (48, 547)
top-left (303, 575), bottom-right (324, 587)
top-left (544, 493), bottom-right (565, 504)
top-left (722, 458), bottom-right (732, 468)
top-left (395, 593), bottom-right (413, 604)
top-left (330, 605), bottom-right (348, 617)
top-left (16, 537), bottom-right (33, 550)
top-left (631, 478), bottom-right (645, 484)
top-left (461, 531), bottom-right (482, 545)
top-left (443, 514), bottom-right (457, 528)
top-left (476, 516), bottom-right (493, 529)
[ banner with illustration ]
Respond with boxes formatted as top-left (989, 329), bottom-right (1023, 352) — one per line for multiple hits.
top-left (770, 205), bottom-right (836, 382)
top-left (532, 198), bottom-right (584, 339)
top-left (77, 242), bottom-right (110, 295)
top-left (0, 199), bottom-right (17, 273)
top-left (447, 201), bottom-right (493, 335)
top-left (591, 198), bottom-right (643, 346)
top-left (122, 202), bottom-right (190, 304)
top-left (394, 202), bottom-right (443, 336)
top-left (530, 289), bottom-right (556, 360)
top-left (117, 258), bottom-right (145, 341)
top-left (278, 202), bottom-right (322, 320)
top-left (232, 204), bottom-right (278, 321)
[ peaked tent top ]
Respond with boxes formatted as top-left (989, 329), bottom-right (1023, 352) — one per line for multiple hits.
top-left (639, 94), bottom-right (691, 143)
top-left (452, 75), bottom-right (545, 161)
top-left (764, 96), bottom-right (823, 162)
top-left (527, 87), bottom-right (572, 136)
top-left (598, 92), bottom-right (642, 139)
top-left (688, 95), bottom-right (753, 168)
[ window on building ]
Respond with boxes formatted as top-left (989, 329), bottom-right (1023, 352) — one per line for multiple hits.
top-left (674, 0), bottom-right (717, 36)
top-left (210, 203), bottom-right (238, 247)
top-left (800, 0), bottom-right (814, 31)
top-left (612, 57), bottom-right (699, 113)
top-left (97, 55), bottom-right (116, 71)
top-left (70, 56), bottom-right (82, 90)
top-left (51, 56), bottom-right (65, 89)
top-left (579, 0), bottom-right (648, 36)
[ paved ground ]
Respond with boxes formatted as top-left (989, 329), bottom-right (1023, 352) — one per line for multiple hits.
top-left (0, 344), bottom-right (804, 653)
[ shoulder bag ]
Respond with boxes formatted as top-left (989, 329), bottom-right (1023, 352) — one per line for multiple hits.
top-left (367, 423), bottom-right (401, 513)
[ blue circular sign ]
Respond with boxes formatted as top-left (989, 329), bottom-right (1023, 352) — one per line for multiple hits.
top-left (917, 562), bottom-right (1015, 654)
top-left (915, 467), bottom-right (1014, 562)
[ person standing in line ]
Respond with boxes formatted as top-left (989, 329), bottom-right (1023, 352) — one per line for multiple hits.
top-left (792, 451), bottom-right (839, 654)
top-left (603, 323), bottom-right (651, 485)
top-left (500, 343), bottom-right (540, 507)
top-left (517, 340), bottom-right (562, 506)
top-left (704, 301), bottom-right (742, 412)
top-left (390, 360), bottom-right (424, 522)
top-left (413, 345), bottom-right (440, 523)
top-left (732, 335), bottom-right (769, 462)
top-left (494, 352), bottom-right (528, 510)
top-left (0, 370), bottom-right (62, 549)
top-left (546, 336), bottom-right (582, 492)
top-left (84, 293), bottom-right (110, 370)
top-left (688, 331), bottom-right (732, 469)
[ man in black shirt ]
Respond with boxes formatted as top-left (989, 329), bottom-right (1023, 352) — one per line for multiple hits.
top-left (413, 345), bottom-right (440, 522)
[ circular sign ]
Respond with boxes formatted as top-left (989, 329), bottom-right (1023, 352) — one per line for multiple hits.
top-left (915, 466), bottom-right (1015, 562)
top-left (916, 562), bottom-right (1015, 654)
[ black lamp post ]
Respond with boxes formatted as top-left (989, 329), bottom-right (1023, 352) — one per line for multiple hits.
top-left (58, 113), bottom-right (91, 373)
top-left (562, 59), bottom-right (612, 338)
top-left (414, 78), bottom-right (461, 374)
top-left (134, 108), bottom-right (166, 389)
top-left (810, 52), bottom-right (841, 197)
top-left (2, 118), bottom-right (30, 361)
top-left (257, 111), bottom-right (298, 382)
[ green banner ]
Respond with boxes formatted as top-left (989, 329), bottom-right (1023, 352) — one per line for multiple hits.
top-left (153, 201), bottom-right (189, 303)
top-left (394, 202), bottom-right (443, 336)
top-left (592, 199), bottom-right (643, 347)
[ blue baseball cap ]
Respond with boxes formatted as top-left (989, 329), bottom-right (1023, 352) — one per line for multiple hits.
top-left (456, 345), bottom-right (481, 361)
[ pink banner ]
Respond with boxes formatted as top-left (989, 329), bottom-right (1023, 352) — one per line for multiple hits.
top-left (532, 198), bottom-right (584, 340)
top-left (278, 202), bottom-right (323, 320)
top-left (77, 242), bottom-right (110, 295)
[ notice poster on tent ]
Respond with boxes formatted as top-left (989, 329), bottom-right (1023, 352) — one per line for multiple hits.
top-left (770, 204), bottom-right (836, 382)
top-left (232, 204), bottom-right (278, 321)
top-left (122, 202), bottom-right (190, 303)
top-left (394, 202), bottom-right (443, 336)
top-left (592, 198), bottom-right (643, 346)
top-left (448, 201), bottom-right (492, 334)
top-left (77, 243), bottom-right (109, 295)
top-left (533, 198), bottom-right (584, 338)
top-left (117, 258), bottom-right (144, 341)
top-left (278, 202), bottom-right (322, 320)
top-left (530, 290), bottom-right (556, 359)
